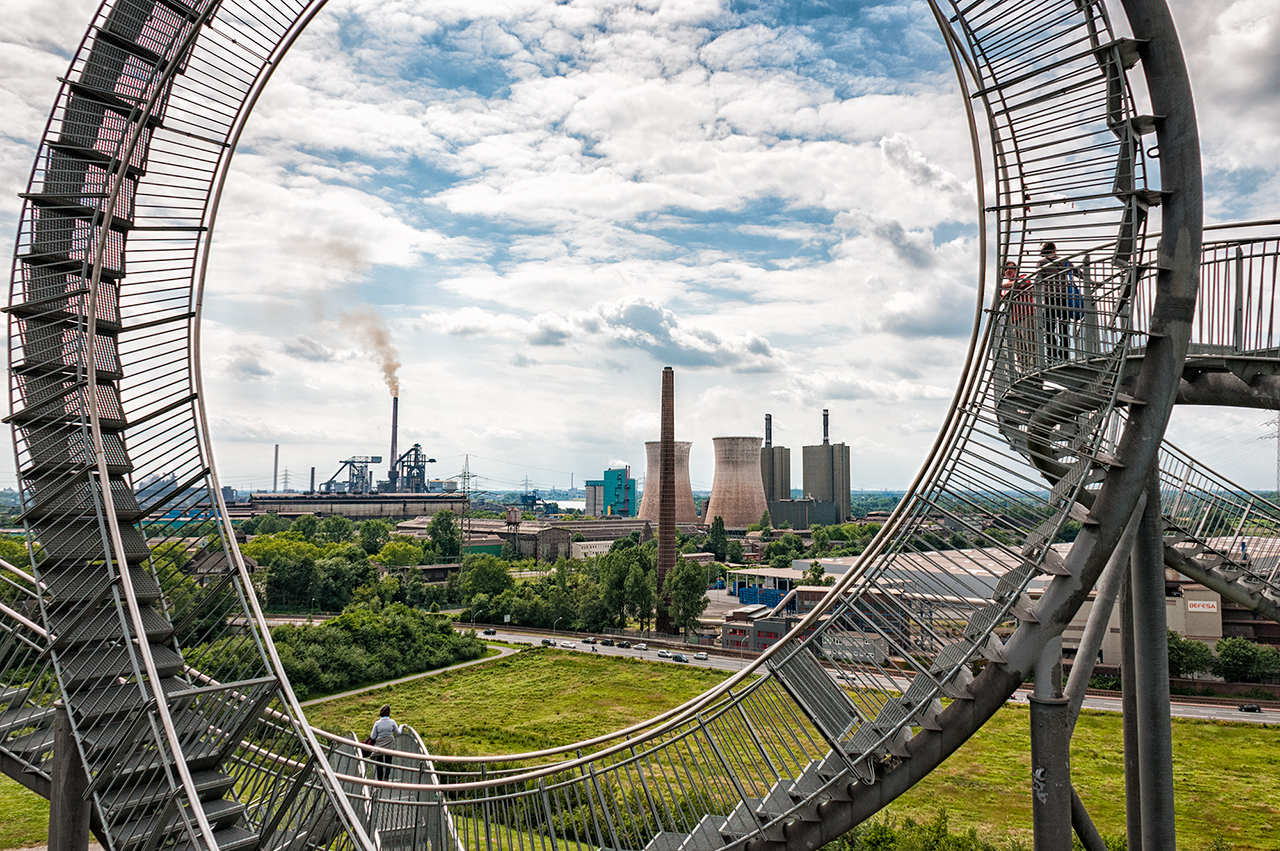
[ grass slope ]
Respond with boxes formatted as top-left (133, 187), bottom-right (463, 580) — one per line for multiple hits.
top-left (3, 649), bottom-right (1277, 849)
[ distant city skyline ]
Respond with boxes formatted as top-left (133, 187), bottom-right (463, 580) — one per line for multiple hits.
top-left (1, 0), bottom-right (1277, 494)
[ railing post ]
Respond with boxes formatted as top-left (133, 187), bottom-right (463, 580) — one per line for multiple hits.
top-left (1234, 246), bottom-right (1244, 352)
top-left (49, 704), bottom-right (91, 851)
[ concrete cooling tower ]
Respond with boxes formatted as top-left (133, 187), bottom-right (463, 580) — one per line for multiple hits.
top-left (638, 441), bottom-right (697, 523)
top-left (705, 436), bottom-right (768, 529)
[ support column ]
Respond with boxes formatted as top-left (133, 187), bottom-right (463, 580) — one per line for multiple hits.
top-left (1120, 568), bottom-right (1143, 851)
top-left (1131, 471), bottom-right (1177, 849)
top-left (49, 704), bottom-right (91, 851)
top-left (1030, 636), bottom-right (1071, 851)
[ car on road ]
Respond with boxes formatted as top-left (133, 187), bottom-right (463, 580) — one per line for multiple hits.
top-left (1239, 703), bottom-right (1262, 713)
top-left (617, 641), bottom-right (631, 649)
top-left (541, 638), bottom-right (554, 646)
top-left (582, 637), bottom-right (597, 644)
top-left (634, 643), bottom-right (649, 651)
top-left (672, 653), bottom-right (689, 663)
top-left (694, 652), bottom-right (708, 661)
top-left (560, 641), bottom-right (576, 649)
top-left (600, 638), bottom-right (615, 646)
top-left (656, 649), bottom-right (671, 658)
top-left (482, 628), bottom-right (496, 635)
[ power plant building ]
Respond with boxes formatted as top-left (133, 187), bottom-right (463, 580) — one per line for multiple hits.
top-left (760, 414), bottom-right (791, 504)
top-left (801, 410), bottom-right (851, 523)
top-left (638, 440), bottom-right (698, 523)
top-left (585, 468), bottom-right (637, 517)
top-left (706, 436), bottom-right (769, 529)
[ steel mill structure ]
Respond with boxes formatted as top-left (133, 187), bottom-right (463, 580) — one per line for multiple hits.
top-left (3, 2), bottom-right (1280, 851)
top-left (638, 440), bottom-right (697, 525)
top-left (705, 437), bottom-right (771, 530)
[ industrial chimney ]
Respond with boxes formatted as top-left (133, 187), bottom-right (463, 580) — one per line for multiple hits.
top-left (765, 413), bottom-right (772, 447)
top-left (823, 409), bottom-right (830, 445)
top-left (638, 441), bottom-right (697, 523)
top-left (389, 396), bottom-right (400, 492)
top-left (706, 436), bottom-right (768, 528)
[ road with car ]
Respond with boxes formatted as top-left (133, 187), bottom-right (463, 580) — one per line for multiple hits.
top-left (477, 628), bottom-right (1277, 724)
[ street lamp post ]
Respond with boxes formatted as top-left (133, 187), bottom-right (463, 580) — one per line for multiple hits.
top-left (553, 617), bottom-right (562, 639)
top-left (472, 608), bottom-right (485, 631)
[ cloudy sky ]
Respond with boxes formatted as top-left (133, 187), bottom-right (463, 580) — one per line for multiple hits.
top-left (1, 0), bottom-right (1278, 497)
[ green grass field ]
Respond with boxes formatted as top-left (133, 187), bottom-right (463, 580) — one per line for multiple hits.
top-left (3, 648), bottom-right (1277, 849)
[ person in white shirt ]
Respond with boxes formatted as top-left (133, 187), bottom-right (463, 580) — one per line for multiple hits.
top-left (369, 704), bottom-right (400, 781)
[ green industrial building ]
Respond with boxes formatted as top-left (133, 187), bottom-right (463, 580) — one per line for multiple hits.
top-left (585, 468), bottom-right (637, 517)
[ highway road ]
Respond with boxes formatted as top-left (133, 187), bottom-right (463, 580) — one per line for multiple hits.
top-left (482, 628), bottom-right (1278, 725)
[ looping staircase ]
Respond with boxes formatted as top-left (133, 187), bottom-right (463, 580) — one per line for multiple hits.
top-left (3, 1), bottom-right (1276, 851)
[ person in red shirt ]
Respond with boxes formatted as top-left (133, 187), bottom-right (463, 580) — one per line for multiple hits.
top-left (1001, 259), bottom-right (1035, 370)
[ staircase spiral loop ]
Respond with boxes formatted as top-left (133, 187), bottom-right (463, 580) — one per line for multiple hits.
top-left (0, 1), bottom-right (1269, 850)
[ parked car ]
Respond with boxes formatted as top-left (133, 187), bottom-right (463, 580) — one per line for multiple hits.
top-left (560, 641), bottom-right (576, 649)
top-left (582, 637), bottom-right (597, 644)
top-left (541, 638), bottom-right (554, 646)
top-left (481, 628), bottom-right (496, 635)
top-left (600, 638), bottom-right (615, 646)
top-left (694, 652), bottom-right (708, 661)
top-left (672, 653), bottom-right (689, 663)
top-left (617, 641), bottom-right (631, 649)
top-left (1239, 704), bottom-right (1262, 713)
top-left (634, 643), bottom-right (649, 651)
top-left (656, 649), bottom-right (671, 658)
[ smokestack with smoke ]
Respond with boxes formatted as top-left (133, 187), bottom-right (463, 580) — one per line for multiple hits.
top-left (389, 396), bottom-right (400, 492)
top-left (342, 307), bottom-right (401, 396)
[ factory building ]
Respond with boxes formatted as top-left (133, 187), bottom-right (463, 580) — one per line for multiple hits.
top-left (238, 492), bottom-right (467, 520)
top-left (706, 436), bottom-right (769, 529)
top-left (638, 440), bottom-right (699, 523)
top-left (801, 410), bottom-right (851, 523)
top-left (585, 468), bottom-right (637, 517)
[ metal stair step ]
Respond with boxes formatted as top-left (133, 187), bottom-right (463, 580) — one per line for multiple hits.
top-left (43, 566), bottom-right (162, 605)
top-left (59, 642), bottom-right (184, 687)
top-left (50, 604), bottom-right (173, 649)
top-left (104, 739), bottom-right (224, 792)
top-left (720, 799), bottom-right (760, 840)
top-left (70, 676), bottom-right (186, 724)
top-left (115, 797), bottom-right (244, 851)
top-left (680, 814), bottom-right (726, 851)
top-left (171, 824), bottom-right (258, 851)
top-left (643, 830), bottom-right (686, 851)
top-left (4, 725), bottom-right (55, 763)
top-left (0, 704), bottom-right (57, 734)
top-left (100, 769), bottom-right (235, 815)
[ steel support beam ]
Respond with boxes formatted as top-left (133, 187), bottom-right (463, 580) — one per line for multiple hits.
top-left (1120, 569), bottom-right (1143, 851)
top-left (1131, 473), bottom-right (1177, 849)
top-left (1030, 637), bottom-right (1071, 851)
top-left (48, 704), bottom-right (90, 851)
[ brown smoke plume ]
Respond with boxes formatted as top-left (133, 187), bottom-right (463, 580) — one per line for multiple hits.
top-left (342, 307), bottom-right (401, 396)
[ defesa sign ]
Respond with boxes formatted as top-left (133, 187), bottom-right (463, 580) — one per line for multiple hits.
top-left (1186, 600), bottom-right (1218, 613)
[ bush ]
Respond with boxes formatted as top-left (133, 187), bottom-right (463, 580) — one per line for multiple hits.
top-left (270, 604), bottom-right (485, 700)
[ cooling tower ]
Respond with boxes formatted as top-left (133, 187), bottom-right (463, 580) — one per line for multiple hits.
top-left (706, 436), bottom-right (768, 529)
top-left (639, 441), bottom-right (697, 523)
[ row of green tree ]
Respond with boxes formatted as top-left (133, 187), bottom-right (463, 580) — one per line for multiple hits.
top-left (1167, 632), bottom-right (1280, 683)
top-left (454, 541), bottom-right (712, 637)
top-left (240, 512), bottom-right (463, 565)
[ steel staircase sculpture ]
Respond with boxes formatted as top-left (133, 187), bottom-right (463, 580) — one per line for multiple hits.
top-left (1, 0), bottom-right (1276, 850)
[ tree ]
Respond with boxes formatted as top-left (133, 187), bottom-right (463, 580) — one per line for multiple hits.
top-left (291, 514), bottom-right (319, 541)
top-left (598, 550), bottom-right (632, 627)
top-left (358, 519), bottom-right (393, 554)
top-left (666, 558), bottom-right (709, 640)
top-left (428, 511), bottom-right (463, 561)
top-left (1213, 636), bottom-right (1280, 683)
top-left (462, 554), bottom-right (515, 600)
top-left (726, 540), bottom-right (744, 564)
top-left (377, 540), bottom-right (424, 567)
top-left (317, 515), bottom-right (354, 543)
top-left (706, 516), bottom-right (728, 561)
top-left (254, 513), bottom-right (290, 535)
top-left (759, 510), bottom-right (772, 533)
top-left (1167, 630), bottom-right (1214, 679)
top-left (625, 562), bottom-right (657, 632)
top-left (798, 561), bottom-right (834, 587)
